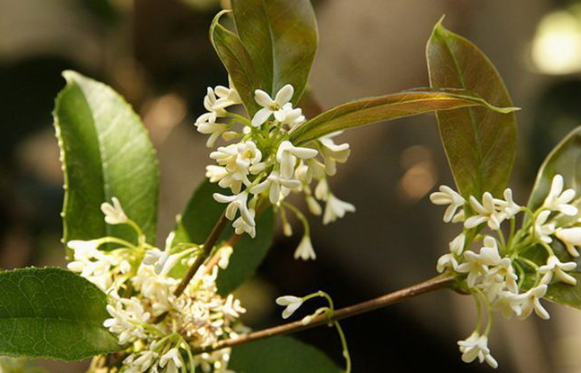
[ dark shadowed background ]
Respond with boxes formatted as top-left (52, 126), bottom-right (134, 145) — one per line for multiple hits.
top-left (1, 0), bottom-right (581, 372)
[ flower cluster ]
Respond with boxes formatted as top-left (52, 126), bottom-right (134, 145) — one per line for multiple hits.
top-left (431, 174), bottom-right (580, 369)
top-left (195, 80), bottom-right (355, 260)
top-left (68, 198), bottom-right (245, 373)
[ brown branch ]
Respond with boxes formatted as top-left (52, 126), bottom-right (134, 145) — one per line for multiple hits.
top-left (193, 274), bottom-right (454, 354)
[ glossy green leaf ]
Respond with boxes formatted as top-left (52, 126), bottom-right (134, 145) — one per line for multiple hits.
top-left (231, 0), bottom-right (318, 105)
top-left (528, 126), bottom-right (581, 227)
top-left (210, 12), bottom-right (261, 116)
top-left (53, 71), bottom-right (158, 254)
top-left (427, 20), bottom-right (517, 198)
top-left (230, 337), bottom-right (342, 373)
top-left (289, 89), bottom-right (517, 145)
top-left (173, 180), bottom-right (275, 295)
top-left (0, 267), bottom-right (120, 360)
top-left (546, 273), bottom-right (581, 309)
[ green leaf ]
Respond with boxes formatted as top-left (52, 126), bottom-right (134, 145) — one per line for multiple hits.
top-left (210, 12), bottom-right (261, 116)
top-left (229, 337), bottom-right (342, 373)
top-left (231, 0), bottom-right (318, 105)
top-left (427, 19), bottom-right (517, 198)
top-left (173, 180), bottom-right (275, 295)
top-left (53, 71), bottom-right (159, 253)
top-left (0, 267), bottom-right (120, 360)
top-left (528, 126), bottom-right (581, 227)
top-left (289, 89), bottom-right (517, 145)
top-left (546, 273), bottom-right (581, 309)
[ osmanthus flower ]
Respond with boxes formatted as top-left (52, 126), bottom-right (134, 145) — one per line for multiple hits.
top-left (294, 235), bottom-right (316, 261)
top-left (494, 188), bottom-right (521, 220)
top-left (124, 350), bottom-right (158, 373)
top-left (213, 191), bottom-right (255, 227)
top-left (533, 210), bottom-right (555, 243)
top-left (538, 255), bottom-right (577, 285)
top-left (104, 297), bottom-right (151, 345)
top-left (276, 296), bottom-right (304, 319)
top-left (515, 285), bottom-right (550, 320)
top-left (323, 194), bottom-right (356, 225)
top-left (319, 133), bottom-right (351, 176)
top-left (213, 76), bottom-right (242, 110)
top-left (276, 103), bottom-right (305, 128)
top-left (457, 332), bottom-right (498, 369)
top-left (250, 170), bottom-right (301, 204)
top-left (493, 290), bottom-right (524, 319)
top-left (159, 348), bottom-right (184, 373)
top-left (555, 227), bottom-right (581, 257)
top-left (543, 174), bottom-right (578, 216)
top-left (252, 84), bottom-right (295, 127)
top-left (276, 141), bottom-right (318, 179)
top-left (457, 236), bottom-right (501, 287)
top-left (465, 192), bottom-right (505, 230)
top-left (429, 185), bottom-right (465, 223)
top-left (101, 197), bottom-right (128, 225)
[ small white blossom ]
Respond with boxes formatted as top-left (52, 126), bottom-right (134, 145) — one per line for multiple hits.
top-left (218, 245), bottom-right (234, 269)
top-left (306, 195), bottom-right (322, 216)
top-left (543, 174), bottom-right (578, 216)
top-left (159, 348), bottom-right (183, 373)
top-left (195, 119), bottom-right (228, 148)
top-left (436, 253), bottom-right (458, 273)
top-left (250, 170), bottom-right (301, 204)
top-left (457, 332), bottom-right (498, 369)
top-left (430, 185), bottom-right (465, 223)
top-left (214, 77), bottom-right (242, 109)
top-left (301, 307), bottom-right (327, 326)
top-left (465, 193), bottom-right (504, 230)
top-left (276, 295), bottom-right (304, 319)
top-left (555, 227), bottom-right (581, 257)
top-left (538, 255), bottom-right (577, 285)
top-left (323, 194), bottom-right (356, 225)
top-left (125, 350), bottom-right (158, 373)
top-left (276, 141), bottom-right (318, 179)
top-left (275, 103), bottom-right (305, 128)
top-left (533, 210), bottom-right (555, 243)
top-left (457, 237), bottom-right (501, 287)
top-left (213, 191), bottom-right (255, 227)
top-left (514, 285), bottom-right (550, 320)
top-left (143, 248), bottom-right (170, 275)
top-left (101, 197), bottom-right (128, 225)
top-left (319, 133), bottom-right (351, 176)
top-left (493, 290), bottom-right (523, 319)
top-left (104, 297), bottom-right (151, 345)
top-left (495, 188), bottom-right (520, 220)
top-left (252, 85), bottom-right (295, 127)
top-left (210, 141), bottom-right (263, 193)
top-left (294, 235), bottom-right (316, 261)
top-left (450, 233), bottom-right (466, 255)
top-left (232, 211), bottom-right (256, 238)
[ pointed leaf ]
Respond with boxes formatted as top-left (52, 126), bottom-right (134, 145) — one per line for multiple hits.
top-left (427, 20), bottom-right (517, 198)
top-left (210, 12), bottom-right (261, 116)
top-left (289, 89), bottom-right (517, 145)
top-left (0, 267), bottom-right (120, 360)
top-left (229, 337), bottom-right (342, 373)
top-left (53, 71), bottom-right (159, 254)
top-left (173, 181), bottom-right (275, 295)
top-left (231, 0), bottom-right (318, 104)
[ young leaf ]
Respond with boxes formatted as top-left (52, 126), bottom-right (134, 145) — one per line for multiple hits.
top-left (53, 71), bottom-right (159, 253)
top-left (229, 337), bottom-right (342, 373)
top-left (427, 20), bottom-right (517, 198)
top-left (289, 89), bottom-right (517, 145)
top-left (172, 180), bottom-right (275, 295)
top-left (231, 0), bottom-right (318, 105)
top-left (0, 267), bottom-right (120, 360)
top-left (210, 12), bottom-right (261, 116)
top-left (528, 125), bottom-right (581, 227)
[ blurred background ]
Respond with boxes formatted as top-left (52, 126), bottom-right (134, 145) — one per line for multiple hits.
top-left (1, 0), bottom-right (581, 371)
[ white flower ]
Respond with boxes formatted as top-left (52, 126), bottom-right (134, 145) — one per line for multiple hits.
top-left (323, 194), bottom-right (356, 225)
top-left (319, 133), bottom-right (351, 176)
top-left (514, 285), bottom-right (550, 320)
top-left (457, 237), bottom-right (501, 287)
top-left (214, 76), bottom-right (242, 109)
top-left (160, 348), bottom-right (183, 373)
top-left (143, 248), bottom-right (170, 275)
top-left (213, 192), bottom-right (255, 226)
top-left (465, 192), bottom-right (504, 230)
top-left (203, 87), bottom-right (228, 115)
top-left (430, 185), bottom-right (465, 223)
top-left (314, 178), bottom-right (330, 201)
top-left (275, 103), bottom-right (305, 128)
top-left (543, 174), bottom-right (578, 216)
top-left (195, 118), bottom-right (228, 148)
top-left (538, 255), bottom-right (577, 285)
top-left (493, 290), bottom-right (523, 319)
top-left (125, 350), bottom-right (158, 373)
top-left (533, 210), bottom-right (555, 243)
top-left (276, 141), bottom-right (318, 179)
top-left (294, 235), bottom-right (316, 261)
top-left (495, 188), bottom-right (521, 220)
top-left (457, 332), bottom-right (498, 368)
top-left (232, 211), bottom-right (256, 238)
top-left (449, 233), bottom-right (466, 255)
top-left (250, 170), bottom-right (301, 204)
top-left (301, 307), bottom-right (327, 325)
top-left (276, 295), bottom-right (304, 319)
top-left (306, 195), bottom-right (322, 216)
top-left (252, 84), bottom-right (295, 127)
top-left (436, 253), bottom-right (458, 273)
top-left (555, 227), bottom-right (581, 257)
top-left (101, 197), bottom-right (128, 225)
top-left (218, 245), bottom-right (234, 269)
top-left (210, 141), bottom-right (263, 193)
top-left (104, 297), bottom-right (151, 345)
top-left (484, 257), bottom-right (519, 294)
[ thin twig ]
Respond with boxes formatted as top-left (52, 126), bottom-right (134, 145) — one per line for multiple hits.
top-left (193, 274), bottom-right (454, 354)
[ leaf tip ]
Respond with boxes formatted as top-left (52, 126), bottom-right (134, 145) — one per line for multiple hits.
top-left (432, 15), bottom-right (448, 36)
